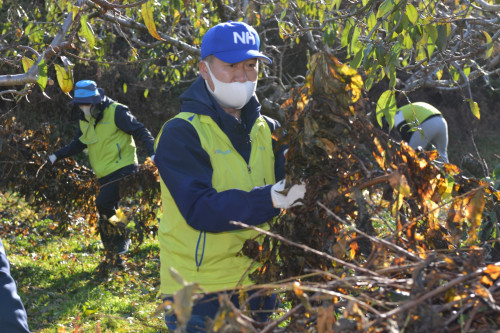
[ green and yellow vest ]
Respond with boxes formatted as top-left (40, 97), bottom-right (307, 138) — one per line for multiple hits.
top-left (79, 103), bottom-right (138, 178)
top-left (399, 102), bottom-right (442, 124)
top-left (155, 112), bottom-right (275, 294)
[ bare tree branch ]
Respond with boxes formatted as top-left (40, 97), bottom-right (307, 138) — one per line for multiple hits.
top-left (0, 8), bottom-right (75, 87)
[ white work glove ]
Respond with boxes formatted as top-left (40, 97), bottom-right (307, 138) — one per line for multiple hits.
top-left (48, 154), bottom-right (57, 164)
top-left (271, 179), bottom-right (306, 209)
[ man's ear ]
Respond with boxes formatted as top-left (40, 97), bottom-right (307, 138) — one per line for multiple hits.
top-left (199, 61), bottom-right (209, 80)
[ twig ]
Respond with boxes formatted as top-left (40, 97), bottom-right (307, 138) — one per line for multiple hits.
top-left (399, 183), bottom-right (489, 232)
top-left (341, 173), bottom-right (393, 195)
top-left (230, 221), bottom-right (380, 277)
top-left (36, 160), bottom-right (47, 178)
top-left (444, 300), bottom-right (475, 327)
top-left (317, 201), bottom-right (423, 262)
top-left (375, 262), bottom-right (438, 275)
top-left (260, 304), bottom-right (304, 333)
top-left (463, 299), bottom-right (481, 332)
top-left (304, 285), bottom-right (382, 316)
top-left (469, 129), bottom-right (489, 177)
top-left (367, 266), bottom-right (486, 328)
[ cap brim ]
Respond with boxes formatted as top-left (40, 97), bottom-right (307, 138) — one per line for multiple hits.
top-left (69, 92), bottom-right (103, 105)
top-left (214, 49), bottom-right (272, 64)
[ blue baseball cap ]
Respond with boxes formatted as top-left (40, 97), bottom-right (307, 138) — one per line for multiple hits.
top-left (71, 80), bottom-right (104, 105)
top-left (201, 21), bottom-right (272, 64)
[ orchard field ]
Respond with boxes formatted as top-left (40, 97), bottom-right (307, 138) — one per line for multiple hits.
top-left (1, 1), bottom-right (500, 332)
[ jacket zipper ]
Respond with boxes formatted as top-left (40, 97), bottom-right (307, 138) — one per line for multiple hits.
top-left (116, 143), bottom-right (122, 160)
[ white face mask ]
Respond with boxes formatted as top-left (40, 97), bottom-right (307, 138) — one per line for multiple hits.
top-left (79, 105), bottom-right (92, 118)
top-left (204, 62), bottom-right (257, 110)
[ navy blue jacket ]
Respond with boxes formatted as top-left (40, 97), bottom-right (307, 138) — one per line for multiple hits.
top-left (155, 77), bottom-right (285, 233)
top-left (0, 238), bottom-right (30, 333)
top-left (54, 96), bottom-right (155, 163)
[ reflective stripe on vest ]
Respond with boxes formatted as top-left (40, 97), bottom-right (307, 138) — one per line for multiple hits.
top-left (79, 103), bottom-right (138, 178)
top-left (155, 112), bottom-right (275, 294)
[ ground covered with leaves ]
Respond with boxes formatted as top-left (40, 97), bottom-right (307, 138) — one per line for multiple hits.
top-left (0, 194), bottom-right (166, 332)
top-left (0, 116), bottom-right (164, 332)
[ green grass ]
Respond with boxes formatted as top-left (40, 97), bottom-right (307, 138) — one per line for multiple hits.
top-left (448, 126), bottom-right (500, 176)
top-left (1, 194), bottom-right (167, 333)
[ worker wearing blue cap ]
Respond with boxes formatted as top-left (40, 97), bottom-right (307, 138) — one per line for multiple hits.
top-left (154, 21), bottom-right (306, 331)
top-left (48, 80), bottom-right (155, 270)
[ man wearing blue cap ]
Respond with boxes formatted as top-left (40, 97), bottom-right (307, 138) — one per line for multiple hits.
top-left (49, 80), bottom-right (155, 269)
top-left (154, 21), bottom-right (306, 331)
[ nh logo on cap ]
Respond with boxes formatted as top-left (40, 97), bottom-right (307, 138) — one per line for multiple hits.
top-left (233, 31), bottom-right (256, 45)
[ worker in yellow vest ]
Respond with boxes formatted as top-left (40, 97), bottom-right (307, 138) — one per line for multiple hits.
top-left (389, 102), bottom-right (449, 163)
top-left (154, 21), bottom-right (306, 332)
top-left (49, 80), bottom-right (155, 269)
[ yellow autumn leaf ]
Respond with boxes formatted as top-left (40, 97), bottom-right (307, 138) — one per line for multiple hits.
top-left (319, 138), bottom-right (338, 158)
top-left (484, 264), bottom-right (500, 280)
top-left (466, 189), bottom-right (485, 244)
top-left (349, 241), bottom-right (358, 259)
top-left (72, 4), bottom-right (79, 19)
top-left (293, 281), bottom-right (304, 297)
top-left (452, 293), bottom-right (468, 302)
top-left (173, 9), bottom-right (181, 26)
top-left (22, 56), bottom-right (34, 72)
top-left (482, 31), bottom-right (493, 59)
top-left (480, 275), bottom-right (493, 286)
top-left (54, 63), bottom-right (74, 94)
top-left (108, 208), bottom-right (127, 225)
top-left (444, 257), bottom-right (456, 269)
top-left (141, 1), bottom-right (165, 41)
top-left (474, 284), bottom-right (493, 299)
top-left (131, 48), bottom-right (138, 60)
top-left (467, 98), bottom-right (480, 119)
top-left (436, 68), bottom-right (443, 80)
top-left (389, 171), bottom-right (411, 198)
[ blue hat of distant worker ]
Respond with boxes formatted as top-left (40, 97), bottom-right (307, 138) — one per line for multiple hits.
top-left (71, 80), bottom-right (104, 105)
top-left (201, 21), bottom-right (272, 64)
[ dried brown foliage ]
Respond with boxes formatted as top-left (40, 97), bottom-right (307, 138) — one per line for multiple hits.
top-left (119, 157), bottom-right (161, 243)
top-left (0, 117), bottom-right (98, 231)
top-left (238, 53), bottom-right (500, 332)
top-left (0, 116), bottom-right (160, 242)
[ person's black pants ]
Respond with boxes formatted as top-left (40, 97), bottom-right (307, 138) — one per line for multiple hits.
top-left (95, 164), bottom-right (137, 254)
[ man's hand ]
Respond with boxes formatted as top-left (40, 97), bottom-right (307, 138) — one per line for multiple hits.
top-left (271, 179), bottom-right (306, 209)
top-left (48, 154), bottom-right (57, 165)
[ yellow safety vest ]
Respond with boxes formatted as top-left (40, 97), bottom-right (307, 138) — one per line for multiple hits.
top-left (79, 103), bottom-right (138, 178)
top-left (155, 112), bottom-right (275, 294)
top-left (399, 102), bottom-right (442, 124)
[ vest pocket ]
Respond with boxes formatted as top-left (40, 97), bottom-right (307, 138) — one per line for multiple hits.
top-left (116, 143), bottom-right (122, 160)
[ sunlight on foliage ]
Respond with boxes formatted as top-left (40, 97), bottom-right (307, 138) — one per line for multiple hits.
top-left (240, 51), bottom-right (500, 332)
